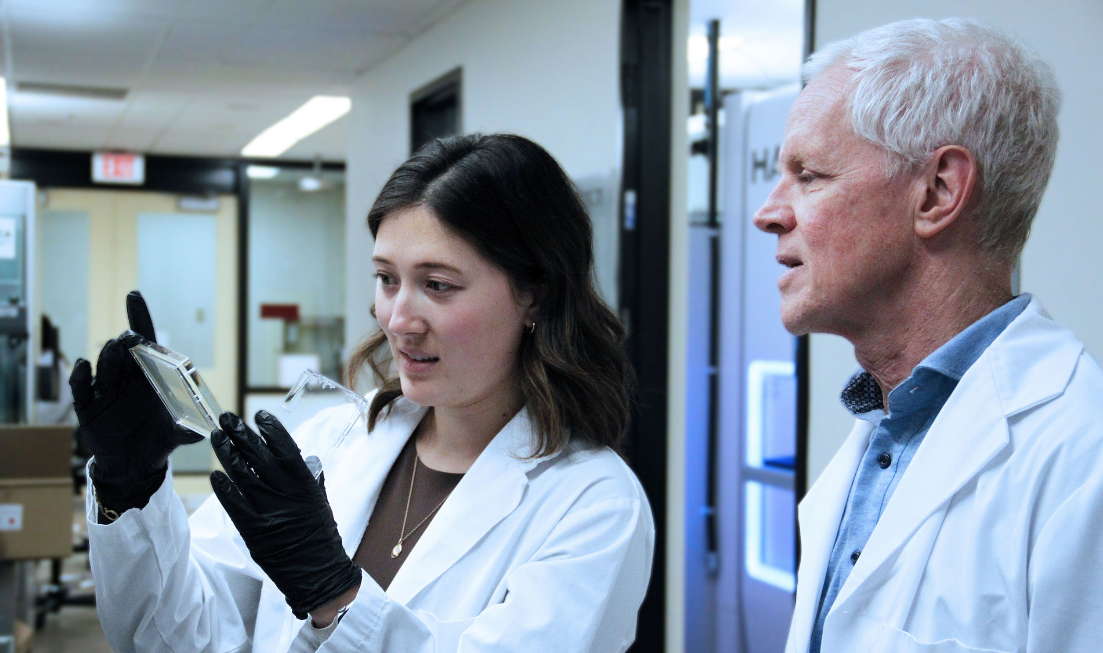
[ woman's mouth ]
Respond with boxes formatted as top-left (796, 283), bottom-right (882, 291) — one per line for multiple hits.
top-left (399, 349), bottom-right (440, 373)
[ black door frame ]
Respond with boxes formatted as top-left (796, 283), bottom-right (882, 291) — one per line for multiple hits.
top-left (619, 1), bottom-right (674, 651)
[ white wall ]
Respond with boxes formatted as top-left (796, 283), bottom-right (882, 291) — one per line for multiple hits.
top-left (806, 0), bottom-right (1103, 486)
top-left (344, 0), bottom-right (623, 374)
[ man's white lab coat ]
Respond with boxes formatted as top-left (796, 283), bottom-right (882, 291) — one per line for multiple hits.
top-left (787, 297), bottom-right (1103, 653)
top-left (87, 398), bottom-right (654, 653)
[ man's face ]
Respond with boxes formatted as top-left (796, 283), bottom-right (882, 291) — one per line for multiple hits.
top-left (753, 66), bottom-right (921, 338)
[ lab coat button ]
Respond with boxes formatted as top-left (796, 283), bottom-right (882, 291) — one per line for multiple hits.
top-left (877, 453), bottom-right (892, 468)
top-left (850, 550), bottom-right (861, 564)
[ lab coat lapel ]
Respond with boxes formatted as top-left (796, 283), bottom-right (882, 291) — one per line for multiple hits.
top-left (385, 407), bottom-right (542, 606)
top-left (831, 356), bottom-right (1010, 616)
top-left (327, 399), bottom-right (428, 559)
top-left (832, 298), bottom-right (1081, 616)
top-left (787, 418), bottom-right (874, 653)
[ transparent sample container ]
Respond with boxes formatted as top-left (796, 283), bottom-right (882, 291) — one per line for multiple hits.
top-left (277, 370), bottom-right (370, 462)
top-left (130, 342), bottom-right (222, 438)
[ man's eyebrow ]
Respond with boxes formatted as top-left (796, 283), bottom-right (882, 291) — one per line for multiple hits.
top-left (371, 256), bottom-right (464, 275)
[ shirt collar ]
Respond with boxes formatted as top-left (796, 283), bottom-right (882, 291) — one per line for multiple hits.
top-left (919, 293), bottom-right (1031, 380)
top-left (840, 294), bottom-right (1032, 417)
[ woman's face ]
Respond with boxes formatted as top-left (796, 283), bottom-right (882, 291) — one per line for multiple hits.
top-left (372, 206), bottom-right (535, 412)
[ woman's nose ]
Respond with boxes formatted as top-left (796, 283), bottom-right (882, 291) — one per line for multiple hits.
top-left (385, 288), bottom-right (427, 335)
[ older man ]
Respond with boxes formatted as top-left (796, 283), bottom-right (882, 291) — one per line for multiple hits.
top-left (754, 18), bottom-right (1103, 653)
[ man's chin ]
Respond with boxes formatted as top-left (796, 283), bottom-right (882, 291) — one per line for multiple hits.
top-left (779, 302), bottom-right (816, 336)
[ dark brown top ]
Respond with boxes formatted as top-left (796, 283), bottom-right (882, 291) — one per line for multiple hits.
top-left (353, 435), bottom-right (464, 591)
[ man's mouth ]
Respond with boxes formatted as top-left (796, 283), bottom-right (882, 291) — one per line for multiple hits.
top-left (777, 255), bottom-right (802, 269)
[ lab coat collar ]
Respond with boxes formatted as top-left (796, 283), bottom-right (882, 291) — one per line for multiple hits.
top-left (793, 297), bottom-right (1084, 645)
top-left (382, 401), bottom-right (551, 605)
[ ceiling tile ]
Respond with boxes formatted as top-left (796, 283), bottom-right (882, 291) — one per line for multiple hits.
top-left (7, 0), bottom-right (186, 21)
top-left (200, 65), bottom-right (353, 95)
top-left (110, 90), bottom-right (194, 132)
top-left (1, 0), bottom-right (472, 159)
top-left (149, 128), bottom-right (252, 157)
top-left (137, 60), bottom-right (221, 93)
top-left (155, 20), bottom-right (244, 64)
top-left (104, 127), bottom-right (163, 152)
top-left (8, 12), bottom-right (169, 87)
top-left (257, 0), bottom-right (450, 35)
top-left (177, 0), bottom-right (270, 26)
top-left (225, 27), bottom-right (406, 75)
top-left (12, 124), bottom-right (112, 151)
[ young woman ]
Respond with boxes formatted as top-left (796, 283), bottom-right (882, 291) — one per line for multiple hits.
top-left (73, 134), bottom-right (654, 652)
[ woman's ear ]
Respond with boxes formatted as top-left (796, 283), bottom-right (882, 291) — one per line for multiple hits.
top-left (914, 144), bottom-right (977, 240)
top-left (521, 283), bottom-right (545, 326)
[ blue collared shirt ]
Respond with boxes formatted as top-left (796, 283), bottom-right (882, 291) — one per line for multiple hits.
top-left (808, 294), bottom-right (1030, 653)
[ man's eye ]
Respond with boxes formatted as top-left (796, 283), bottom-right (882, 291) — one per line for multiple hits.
top-left (797, 170), bottom-right (818, 183)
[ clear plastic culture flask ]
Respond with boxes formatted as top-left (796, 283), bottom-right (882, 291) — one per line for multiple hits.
top-left (130, 342), bottom-right (222, 438)
top-left (277, 370), bottom-right (370, 463)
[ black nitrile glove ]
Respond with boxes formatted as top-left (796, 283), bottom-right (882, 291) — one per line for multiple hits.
top-left (69, 291), bottom-right (203, 515)
top-left (210, 411), bottom-right (360, 620)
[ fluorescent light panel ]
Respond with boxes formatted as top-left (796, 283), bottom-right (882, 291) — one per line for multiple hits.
top-left (246, 165), bottom-right (280, 179)
top-left (241, 96), bottom-right (350, 158)
top-left (0, 79), bottom-right (10, 147)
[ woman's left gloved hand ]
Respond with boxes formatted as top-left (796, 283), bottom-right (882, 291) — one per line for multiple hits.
top-left (210, 410), bottom-right (361, 620)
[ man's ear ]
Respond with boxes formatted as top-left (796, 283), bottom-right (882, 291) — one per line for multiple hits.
top-left (915, 145), bottom-right (977, 239)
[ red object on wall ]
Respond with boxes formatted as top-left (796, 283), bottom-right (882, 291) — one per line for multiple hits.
top-left (260, 303), bottom-right (300, 321)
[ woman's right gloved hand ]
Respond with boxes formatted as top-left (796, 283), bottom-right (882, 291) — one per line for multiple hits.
top-left (69, 291), bottom-right (203, 518)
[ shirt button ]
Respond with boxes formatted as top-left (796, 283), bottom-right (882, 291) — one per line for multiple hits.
top-left (878, 452), bottom-right (892, 469)
top-left (850, 550), bottom-right (861, 564)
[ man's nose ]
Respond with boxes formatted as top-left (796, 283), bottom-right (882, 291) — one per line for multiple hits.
top-left (753, 184), bottom-right (796, 235)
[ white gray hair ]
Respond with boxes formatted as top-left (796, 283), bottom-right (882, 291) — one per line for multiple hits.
top-left (803, 18), bottom-right (1061, 261)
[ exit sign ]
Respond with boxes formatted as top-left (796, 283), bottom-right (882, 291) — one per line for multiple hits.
top-left (92, 152), bottom-right (145, 185)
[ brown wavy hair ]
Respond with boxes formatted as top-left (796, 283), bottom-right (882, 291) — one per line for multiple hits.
top-left (348, 133), bottom-right (633, 456)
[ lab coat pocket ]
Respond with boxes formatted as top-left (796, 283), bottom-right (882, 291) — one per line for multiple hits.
top-left (868, 623), bottom-right (1012, 653)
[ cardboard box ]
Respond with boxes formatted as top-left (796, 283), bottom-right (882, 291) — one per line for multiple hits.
top-left (0, 426), bottom-right (73, 560)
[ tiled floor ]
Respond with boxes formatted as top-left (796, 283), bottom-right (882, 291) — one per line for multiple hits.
top-left (33, 606), bottom-right (112, 653)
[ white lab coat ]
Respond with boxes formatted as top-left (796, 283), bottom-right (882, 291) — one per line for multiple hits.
top-left (87, 397), bottom-right (655, 653)
top-left (786, 296), bottom-right (1103, 653)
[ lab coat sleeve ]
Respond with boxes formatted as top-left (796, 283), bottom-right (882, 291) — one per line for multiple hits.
top-left (1026, 463), bottom-right (1103, 652)
top-left (87, 464), bottom-right (263, 653)
top-left (309, 496), bottom-right (654, 653)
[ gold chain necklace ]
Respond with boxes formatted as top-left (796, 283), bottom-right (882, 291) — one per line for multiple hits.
top-left (392, 451), bottom-right (451, 559)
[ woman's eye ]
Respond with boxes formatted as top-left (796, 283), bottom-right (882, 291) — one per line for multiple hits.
top-left (426, 280), bottom-right (454, 293)
top-left (374, 272), bottom-right (395, 286)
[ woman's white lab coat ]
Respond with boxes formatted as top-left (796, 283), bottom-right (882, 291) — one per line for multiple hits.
top-left (87, 397), bottom-right (655, 653)
top-left (787, 297), bottom-right (1103, 653)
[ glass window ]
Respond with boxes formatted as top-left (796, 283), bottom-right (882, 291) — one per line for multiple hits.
top-left (246, 167), bottom-right (346, 390)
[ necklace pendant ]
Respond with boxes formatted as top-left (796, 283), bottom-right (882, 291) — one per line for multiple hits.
top-left (391, 543), bottom-right (403, 558)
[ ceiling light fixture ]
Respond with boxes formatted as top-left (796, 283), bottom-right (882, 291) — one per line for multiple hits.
top-left (0, 79), bottom-right (10, 147)
top-left (246, 165), bottom-right (280, 179)
top-left (241, 96), bottom-right (350, 158)
top-left (298, 156), bottom-right (325, 193)
top-left (16, 81), bottom-right (128, 101)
